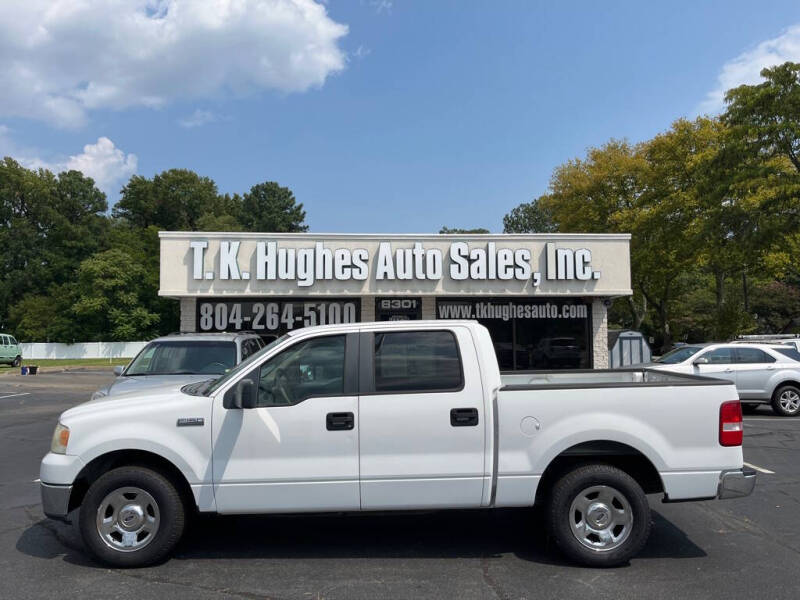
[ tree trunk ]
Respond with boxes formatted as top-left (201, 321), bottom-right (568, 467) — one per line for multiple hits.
top-left (742, 269), bottom-right (749, 313)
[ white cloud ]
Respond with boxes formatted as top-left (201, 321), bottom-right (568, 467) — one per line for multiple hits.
top-left (21, 136), bottom-right (137, 199)
top-left (698, 24), bottom-right (800, 114)
top-left (178, 109), bottom-right (219, 128)
top-left (352, 45), bottom-right (371, 60)
top-left (0, 1), bottom-right (349, 128)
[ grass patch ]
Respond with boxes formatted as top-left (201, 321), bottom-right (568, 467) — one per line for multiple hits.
top-left (0, 358), bottom-right (130, 369)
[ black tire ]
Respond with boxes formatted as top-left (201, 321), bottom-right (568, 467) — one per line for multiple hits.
top-left (546, 463), bottom-right (651, 567)
top-left (771, 384), bottom-right (800, 417)
top-left (78, 466), bottom-right (185, 567)
top-left (12, 356), bottom-right (21, 367)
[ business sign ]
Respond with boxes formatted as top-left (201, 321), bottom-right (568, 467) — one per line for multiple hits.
top-left (188, 240), bottom-right (602, 286)
top-left (159, 233), bottom-right (632, 297)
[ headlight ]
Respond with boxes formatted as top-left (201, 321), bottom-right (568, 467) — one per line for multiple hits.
top-left (50, 423), bottom-right (70, 454)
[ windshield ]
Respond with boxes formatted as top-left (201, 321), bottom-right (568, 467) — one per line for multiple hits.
top-left (125, 340), bottom-right (237, 376)
top-left (202, 334), bottom-right (289, 395)
top-left (655, 346), bottom-right (704, 364)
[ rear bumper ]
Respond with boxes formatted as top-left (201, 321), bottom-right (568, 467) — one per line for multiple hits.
top-left (41, 482), bottom-right (72, 521)
top-left (717, 467), bottom-right (757, 499)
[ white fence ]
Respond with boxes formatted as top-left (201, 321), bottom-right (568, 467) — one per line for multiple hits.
top-left (21, 342), bottom-right (147, 360)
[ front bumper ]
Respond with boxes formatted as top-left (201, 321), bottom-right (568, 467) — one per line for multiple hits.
top-left (41, 482), bottom-right (72, 521)
top-left (717, 467), bottom-right (757, 499)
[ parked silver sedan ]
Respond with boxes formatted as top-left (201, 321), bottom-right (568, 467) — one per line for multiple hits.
top-left (648, 343), bottom-right (800, 416)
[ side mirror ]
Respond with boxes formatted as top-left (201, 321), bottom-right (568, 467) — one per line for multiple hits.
top-left (693, 357), bottom-right (709, 366)
top-left (113, 365), bottom-right (125, 376)
top-left (223, 378), bottom-right (257, 409)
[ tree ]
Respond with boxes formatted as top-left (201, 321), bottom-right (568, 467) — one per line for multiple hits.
top-left (439, 226), bottom-right (490, 234)
top-left (71, 248), bottom-right (161, 341)
top-left (239, 182), bottom-right (307, 232)
top-left (502, 198), bottom-right (556, 233)
top-left (114, 169), bottom-right (220, 230)
top-left (0, 160), bottom-right (109, 331)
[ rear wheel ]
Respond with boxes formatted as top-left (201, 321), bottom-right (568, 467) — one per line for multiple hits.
top-left (772, 385), bottom-right (800, 417)
top-left (78, 466), bottom-right (185, 567)
top-left (12, 356), bottom-right (21, 367)
top-left (546, 464), bottom-right (651, 567)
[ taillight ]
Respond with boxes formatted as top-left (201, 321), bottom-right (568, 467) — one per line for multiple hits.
top-left (719, 401), bottom-right (743, 446)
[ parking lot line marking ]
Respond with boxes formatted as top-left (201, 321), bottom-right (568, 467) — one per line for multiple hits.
top-left (32, 478), bottom-right (40, 483)
top-left (0, 392), bottom-right (30, 400)
top-left (744, 462), bottom-right (775, 474)
top-left (744, 417), bottom-right (800, 422)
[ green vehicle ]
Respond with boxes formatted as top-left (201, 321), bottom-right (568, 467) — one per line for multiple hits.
top-left (0, 334), bottom-right (22, 367)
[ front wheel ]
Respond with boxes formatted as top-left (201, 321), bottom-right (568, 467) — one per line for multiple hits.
top-left (78, 466), bottom-right (185, 567)
top-left (12, 356), bottom-right (21, 367)
top-left (772, 384), bottom-right (800, 416)
top-left (546, 464), bottom-right (651, 567)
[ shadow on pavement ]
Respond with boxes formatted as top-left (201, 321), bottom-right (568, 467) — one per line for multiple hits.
top-left (16, 506), bottom-right (705, 568)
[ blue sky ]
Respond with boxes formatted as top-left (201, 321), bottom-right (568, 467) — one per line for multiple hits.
top-left (2, 1), bottom-right (800, 233)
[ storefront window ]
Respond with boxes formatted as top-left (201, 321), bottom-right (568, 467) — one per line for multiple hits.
top-left (436, 299), bottom-right (591, 371)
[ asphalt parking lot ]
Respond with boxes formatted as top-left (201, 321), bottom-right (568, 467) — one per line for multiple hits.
top-left (1, 369), bottom-right (799, 600)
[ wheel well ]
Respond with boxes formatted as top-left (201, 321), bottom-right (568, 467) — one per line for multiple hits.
top-left (68, 450), bottom-right (196, 513)
top-left (533, 441), bottom-right (663, 506)
top-left (773, 381), bottom-right (800, 397)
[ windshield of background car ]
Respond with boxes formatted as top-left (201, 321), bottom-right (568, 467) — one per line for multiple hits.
top-left (125, 341), bottom-right (237, 375)
top-left (775, 347), bottom-right (800, 362)
top-left (655, 346), bottom-right (704, 364)
top-left (203, 334), bottom-right (289, 395)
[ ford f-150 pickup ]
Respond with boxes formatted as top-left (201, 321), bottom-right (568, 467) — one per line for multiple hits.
top-left (40, 321), bottom-right (755, 568)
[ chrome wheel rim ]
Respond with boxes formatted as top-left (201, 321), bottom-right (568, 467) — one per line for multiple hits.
top-left (96, 486), bottom-right (160, 552)
top-left (779, 390), bottom-right (800, 414)
top-left (569, 485), bottom-right (633, 552)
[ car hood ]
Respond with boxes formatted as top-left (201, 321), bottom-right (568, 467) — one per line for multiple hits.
top-left (97, 374), bottom-right (217, 398)
top-left (63, 379), bottom-right (211, 421)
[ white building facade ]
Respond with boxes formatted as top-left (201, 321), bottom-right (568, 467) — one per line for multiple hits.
top-left (159, 232), bottom-right (632, 370)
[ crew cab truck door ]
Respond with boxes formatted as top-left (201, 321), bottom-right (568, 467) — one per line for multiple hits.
top-left (211, 333), bottom-right (360, 513)
top-left (734, 347), bottom-right (776, 399)
top-left (358, 327), bottom-right (486, 509)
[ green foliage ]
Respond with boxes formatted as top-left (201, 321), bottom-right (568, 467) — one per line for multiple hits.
top-left (240, 182), bottom-right (307, 232)
top-left (504, 63), bottom-right (800, 346)
top-left (439, 226), bottom-right (490, 234)
top-left (502, 198), bottom-right (557, 233)
top-left (1, 160), bottom-right (306, 341)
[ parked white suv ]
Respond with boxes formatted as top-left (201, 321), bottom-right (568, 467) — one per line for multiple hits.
top-left (649, 343), bottom-right (800, 416)
top-left (92, 332), bottom-right (265, 399)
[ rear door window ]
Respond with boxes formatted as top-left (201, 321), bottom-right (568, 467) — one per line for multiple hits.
top-left (373, 330), bottom-right (463, 393)
top-left (735, 348), bottom-right (776, 364)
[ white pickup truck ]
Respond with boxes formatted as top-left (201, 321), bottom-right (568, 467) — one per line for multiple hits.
top-left (40, 321), bottom-right (755, 568)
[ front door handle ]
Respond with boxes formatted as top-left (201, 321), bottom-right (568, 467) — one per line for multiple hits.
top-left (326, 412), bottom-right (354, 431)
top-left (450, 407), bottom-right (479, 427)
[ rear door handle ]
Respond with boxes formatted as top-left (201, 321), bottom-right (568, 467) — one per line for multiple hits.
top-left (450, 407), bottom-right (479, 427)
top-left (326, 412), bottom-right (354, 431)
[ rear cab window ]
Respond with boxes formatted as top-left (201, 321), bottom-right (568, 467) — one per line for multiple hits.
top-left (373, 330), bottom-right (463, 393)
